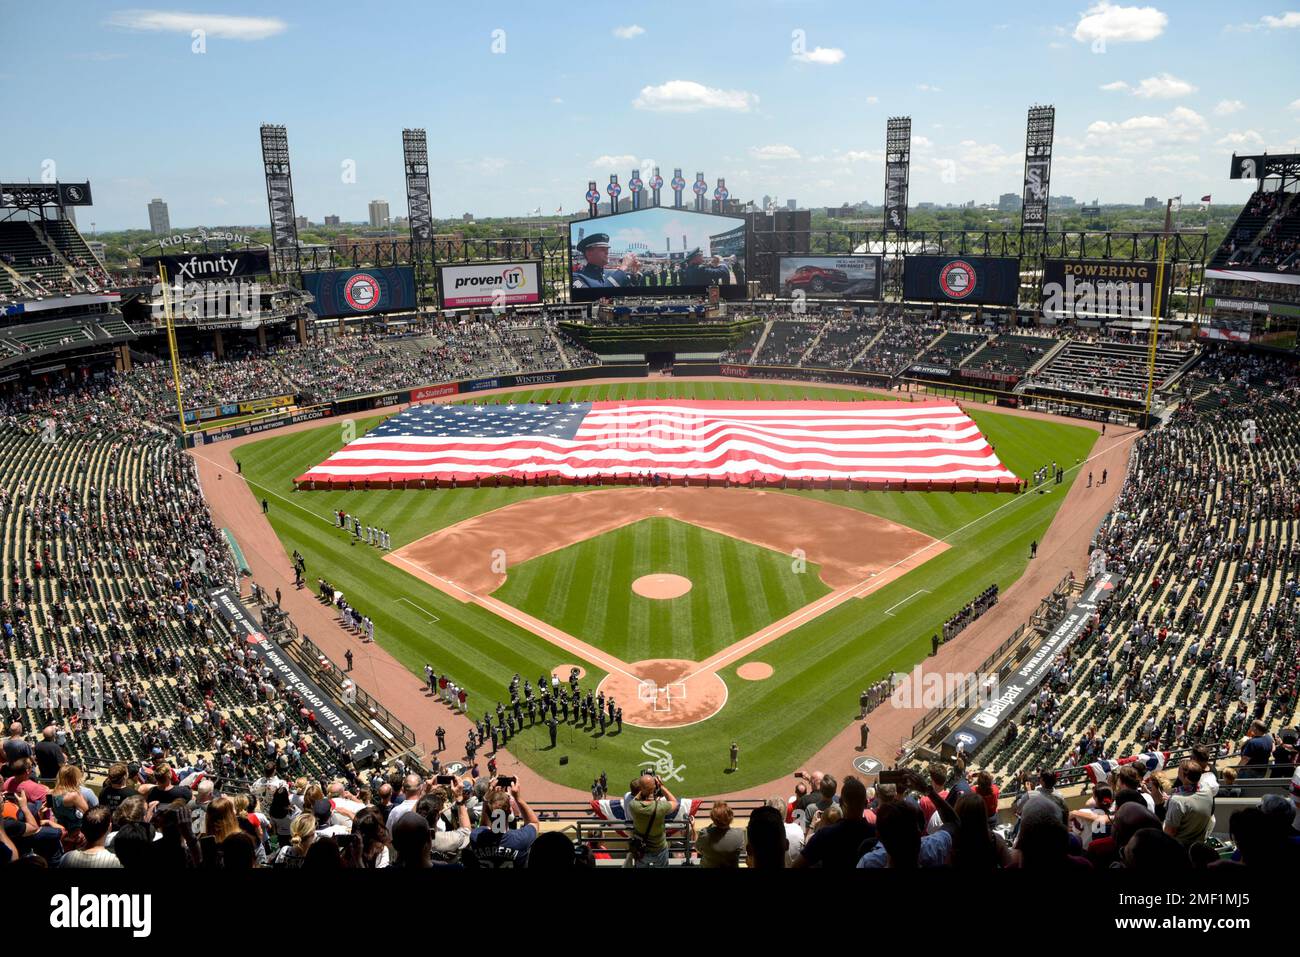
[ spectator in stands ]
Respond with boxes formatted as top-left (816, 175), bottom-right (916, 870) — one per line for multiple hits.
top-left (464, 782), bottom-right (538, 868)
top-left (57, 806), bottom-right (120, 869)
top-left (744, 805), bottom-right (790, 870)
top-left (796, 775), bottom-right (873, 868)
top-left (1239, 720), bottom-right (1275, 779)
top-left (1163, 760), bottom-right (1212, 849)
top-left (33, 727), bottom-right (66, 780)
top-left (623, 773), bottom-right (678, 868)
top-left (694, 801), bottom-right (743, 867)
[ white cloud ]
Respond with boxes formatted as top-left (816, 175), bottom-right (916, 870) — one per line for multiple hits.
top-left (866, 95), bottom-right (879, 104)
top-left (1213, 98), bottom-right (1246, 115)
top-left (1132, 73), bottom-right (1196, 98)
top-left (917, 83), bottom-right (942, 93)
top-left (612, 24), bottom-right (644, 39)
top-left (749, 144), bottom-right (801, 161)
top-left (1100, 74), bottom-right (1194, 98)
top-left (591, 154), bottom-right (637, 169)
top-left (1216, 130), bottom-right (1265, 146)
top-left (1262, 11), bottom-right (1300, 28)
top-left (1085, 105), bottom-right (1207, 151)
top-left (1291, 98), bottom-right (1300, 111)
top-left (792, 46), bottom-right (845, 64)
top-left (1073, 2), bottom-right (1168, 43)
top-left (632, 80), bottom-right (758, 112)
top-left (106, 9), bottom-right (287, 40)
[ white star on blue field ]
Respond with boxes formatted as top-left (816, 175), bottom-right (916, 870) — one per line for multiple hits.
top-left (369, 403), bottom-right (592, 440)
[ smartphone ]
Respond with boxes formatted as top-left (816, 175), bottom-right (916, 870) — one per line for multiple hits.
top-left (496, 775), bottom-right (516, 788)
top-left (794, 771), bottom-right (805, 779)
top-left (435, 775), bottom-right (453, 786)
top-left (877, 769), bottom-right (909, 786)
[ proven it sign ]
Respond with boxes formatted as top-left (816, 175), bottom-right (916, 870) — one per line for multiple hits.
top-left (439, 261), bottom-right (541, 309)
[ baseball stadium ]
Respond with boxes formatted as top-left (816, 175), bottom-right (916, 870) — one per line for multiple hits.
top-left (3, 2), bottom-right (1300, 924)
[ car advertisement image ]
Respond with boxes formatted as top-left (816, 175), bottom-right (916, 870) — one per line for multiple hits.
top-left (778, 256), bottom-right (882, 299)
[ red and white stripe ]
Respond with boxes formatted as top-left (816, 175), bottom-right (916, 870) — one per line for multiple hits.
top-left (296, 399), bottom-right (1019, 486)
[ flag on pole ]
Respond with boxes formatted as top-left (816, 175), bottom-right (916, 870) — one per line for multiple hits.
top-left (1169, 196), bottom-right (1182, 212)
top-left (1200, 194), bottom-right (1212, 203)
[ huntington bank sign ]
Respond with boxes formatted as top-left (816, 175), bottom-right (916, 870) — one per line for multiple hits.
top-left (1041, 258), bottom-right (1173, 321)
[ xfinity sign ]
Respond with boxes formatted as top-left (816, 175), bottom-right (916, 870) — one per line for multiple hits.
top-left (439, 261), bottom-right (541, 309)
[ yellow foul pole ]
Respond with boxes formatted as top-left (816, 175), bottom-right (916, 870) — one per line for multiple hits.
top-left (158, 263), bottom-right (186, 434)
top-left (1144, 198), bottom-right (1174, 415)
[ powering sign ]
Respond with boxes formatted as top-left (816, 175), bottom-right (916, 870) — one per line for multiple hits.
top-left (439, 261), bottom-right (541, 309)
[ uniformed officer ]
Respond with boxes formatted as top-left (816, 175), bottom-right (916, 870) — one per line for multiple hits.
top-left (435, 726), bottom-right (446, 752)
top-left (682, 248), bottom-right (730, 286)
top-left (547, 715), bottom-right (558, 748)
top-left (860, 722), bottom-right (870, 751)
top-left (573, 233), bottom-right (619, 289)
top-left (614, 707), bottom-right (623, 733)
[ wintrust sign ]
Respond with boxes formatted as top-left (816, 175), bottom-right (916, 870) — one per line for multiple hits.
top-left (439, 261), bottom-right (541, 309)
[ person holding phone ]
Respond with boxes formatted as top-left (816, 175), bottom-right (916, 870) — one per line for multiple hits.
top-left (464, 780), bottom-right (538, 868)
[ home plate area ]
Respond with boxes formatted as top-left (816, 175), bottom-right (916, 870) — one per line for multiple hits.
top-left (639, 679), bottom-right (687, 712)
top-left (598, 659), bottom-right (728, 729)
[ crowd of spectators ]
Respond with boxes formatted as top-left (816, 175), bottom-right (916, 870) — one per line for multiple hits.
top-left (980, 349), bottom-right (1300, 790)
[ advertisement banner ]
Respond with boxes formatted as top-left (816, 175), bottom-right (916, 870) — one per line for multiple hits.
top-left (943, 573), bottom-right (1118, 754)
top-left (437, 261), bottom-right (541, 309)
top-left (1022, 157), bottom-right (1051, 229)
top-left (303, 267), bottom-right (417, 318)
top-left (237, 394), bottom-right (295, 415)
top-left (208, 587), bottom-right (377, 761)
top-left (777, 255), bottom-right (881, 300)
top-left (411, 383), bottom-right (460, 402)
top-left (141, 250), bottom-right (271, 280)
top-left (1041, 259), bottom-right (1173, 319)
top-left (903, 256), bottom-right (1021, 306)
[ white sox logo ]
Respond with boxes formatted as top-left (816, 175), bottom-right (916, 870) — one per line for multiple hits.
top-left (640, 738), bottom-right (685, 782)
top-left (939, 260), bottom-right (977, 299)
top-left (343, 273), bottom-right (381, 311)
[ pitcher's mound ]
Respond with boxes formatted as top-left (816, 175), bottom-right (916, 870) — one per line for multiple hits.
top-left (632, 573), bottom-right (692, 599)
top-left (737, 662), bottom-right (774, 680)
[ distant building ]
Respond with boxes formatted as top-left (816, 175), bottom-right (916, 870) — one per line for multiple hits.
top-left (324, 214), bottom-right (340, 226)
top-left (295, 215), bottom-right (309, 230)
top-left (1050, 194), bottom-right (1077, 208)
top-left (461, 212), bottom-right (474, 223)
top-left (1144, 196), bottom-right (1160, 209)
top-left (786, 199), bottom-right (797, 211)
top-left (148, 198), bottom-right (170, 236)
top-left (368, 199), bottom-right (390, 228)
top-left (998, 192), bottom-right (1021, 211)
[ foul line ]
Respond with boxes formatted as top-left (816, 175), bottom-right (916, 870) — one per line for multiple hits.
top-left (398, 597), bottom-right (440, 622)
top-left (684, 427), bottom-right (1141, 681)
top-left (884, 589), bottom-right (930, 617)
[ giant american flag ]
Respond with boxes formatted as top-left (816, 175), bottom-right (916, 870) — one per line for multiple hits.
top-left (295, 399), bottom-right (1019, 487)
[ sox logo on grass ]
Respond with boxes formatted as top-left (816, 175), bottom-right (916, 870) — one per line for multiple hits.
top-left (296, 399), bottom-right (1021, 487)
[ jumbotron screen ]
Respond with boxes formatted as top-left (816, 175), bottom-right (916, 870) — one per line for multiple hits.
top-left (569, 207), bottom-right (746, 301)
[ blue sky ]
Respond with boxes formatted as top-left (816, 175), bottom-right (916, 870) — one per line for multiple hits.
top-left (2, 1), bottom-right (1298, 230)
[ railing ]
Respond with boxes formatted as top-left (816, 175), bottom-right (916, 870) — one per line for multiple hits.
top-left (245, 586), bottom-right (420, 754)
top-left (907, 572), bottom-right (1078, 744)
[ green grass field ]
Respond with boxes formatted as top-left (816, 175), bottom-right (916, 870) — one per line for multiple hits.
top-left (492, 516), bottom-right (831, 664)
top-left (234, 379), bottom-right (1098, 793)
